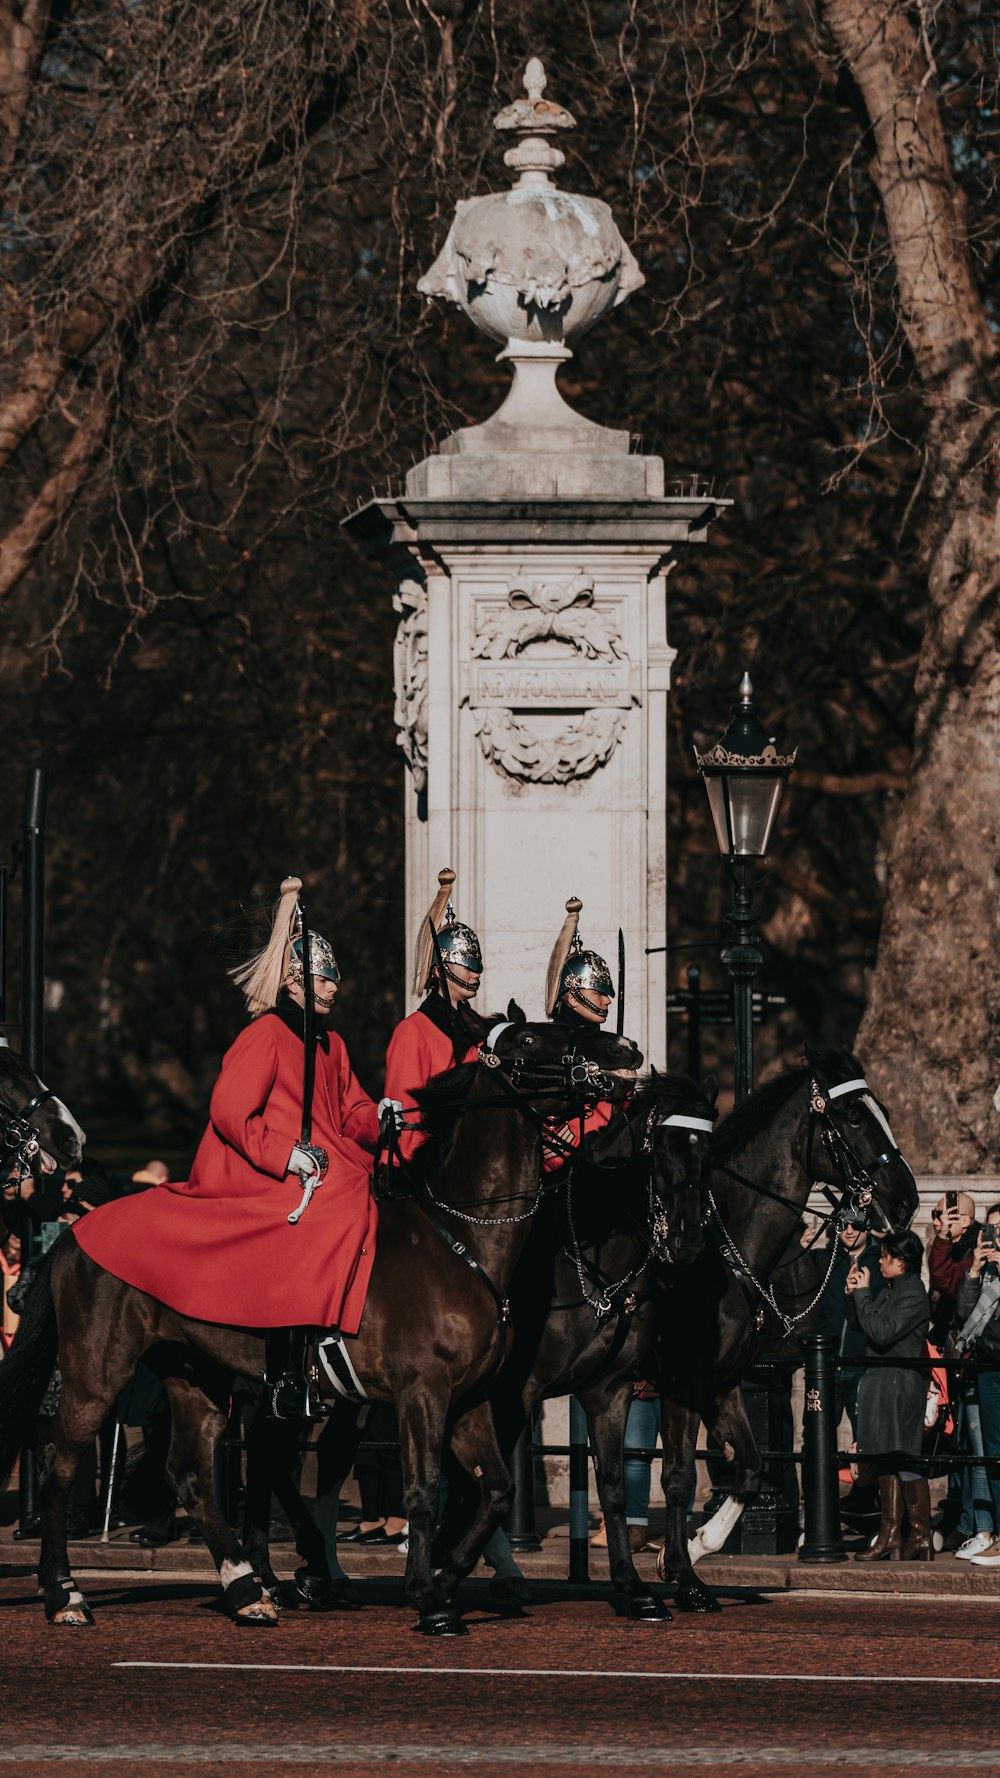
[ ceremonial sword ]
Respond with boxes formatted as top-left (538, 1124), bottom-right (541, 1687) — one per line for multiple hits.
top-left (288, 894), bottom-right (319, 1225)
top-left (617, 927), bottom-right (626, 1038)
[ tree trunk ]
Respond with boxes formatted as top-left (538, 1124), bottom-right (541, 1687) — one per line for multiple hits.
top-left (821, 0), bottom-right (1000, 1170)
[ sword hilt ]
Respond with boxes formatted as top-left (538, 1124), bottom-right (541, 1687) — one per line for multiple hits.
top-left (288, 1173), bottom-right (319, 1225)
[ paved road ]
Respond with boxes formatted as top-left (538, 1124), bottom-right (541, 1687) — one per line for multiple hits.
top-left (0, 1572), bottom-right (997, 1775)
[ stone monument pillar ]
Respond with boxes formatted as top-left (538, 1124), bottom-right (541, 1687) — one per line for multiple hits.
top-left (345, 59), bottom-right (728, 1062)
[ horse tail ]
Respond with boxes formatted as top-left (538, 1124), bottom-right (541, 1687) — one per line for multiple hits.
top-left (0, 1246), bottom-right (58, 1487)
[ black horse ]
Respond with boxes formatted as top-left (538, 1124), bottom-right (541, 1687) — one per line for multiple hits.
top-left (431, 1069), bottom-right (718, 1622)
top-left (0, 1004), bottom-right (639, 1632)
top-left (654, 1047), bottom-right (918, 1610)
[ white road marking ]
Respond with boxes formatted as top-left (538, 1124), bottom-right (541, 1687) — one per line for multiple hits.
top-left (3, 1745), bottom-right (1000, 1767)
top-left (114, 1661), bottom-right (1000, 1685)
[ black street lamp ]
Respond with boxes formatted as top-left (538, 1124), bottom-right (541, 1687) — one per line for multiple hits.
top-left (695, 675), bottom-right (795, 1103)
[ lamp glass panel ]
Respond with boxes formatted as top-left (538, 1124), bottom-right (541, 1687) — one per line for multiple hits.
top-left (726, 773), bottom-right (786, 857)
top-left (703, 776), bottom-right (733, 857)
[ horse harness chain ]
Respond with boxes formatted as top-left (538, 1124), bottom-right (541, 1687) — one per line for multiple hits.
top-left (563, 1105), bottom-right (715, 1322)
top-left (708, 1075), bottom-right (900, 1336)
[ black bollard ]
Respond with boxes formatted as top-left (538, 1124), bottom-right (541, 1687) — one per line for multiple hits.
top-left (798, 1332), bottom-right (846, 1564)
top-left (568, 1397), bottom-right (590, 1584)
top-left (505, 1421), bottom-right (541, 1551)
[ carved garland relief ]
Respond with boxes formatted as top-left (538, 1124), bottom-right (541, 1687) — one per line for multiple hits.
top-left (469, 571), bottom-right (636, 786)
top-left (391, 569), bottom-right (638, 793)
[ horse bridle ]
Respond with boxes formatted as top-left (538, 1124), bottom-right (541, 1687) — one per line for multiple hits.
top-left (0, 1084), bottom-right (57, 1180)
top-left (709, 1072), bottom-right (909, 1332)
top-left (563, 1097), bottom-right (716, 1318)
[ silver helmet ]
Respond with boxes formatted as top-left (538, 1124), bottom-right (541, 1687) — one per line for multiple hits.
top-left (437, 900), bottom-right (483, 976)
top-left (288, 931), bottom-right (341, 988)
top-left (558, 931), bottom-right (614, 1003)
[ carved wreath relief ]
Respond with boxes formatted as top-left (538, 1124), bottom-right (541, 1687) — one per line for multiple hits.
top-left (469, 571), bottom-right (635, 786)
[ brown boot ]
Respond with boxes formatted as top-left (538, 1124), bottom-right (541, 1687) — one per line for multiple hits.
top-left (900, 1479), bottom-right (934, 1561)
top-left (853, 1475), bottom-right (904, 1562)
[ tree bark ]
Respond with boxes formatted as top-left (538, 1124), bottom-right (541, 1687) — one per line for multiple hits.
top-left (822, 0), bottom-right (1000, 1170)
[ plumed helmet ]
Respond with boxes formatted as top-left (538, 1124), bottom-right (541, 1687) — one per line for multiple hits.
top-left (288, 931), bottom-right (341, 987)
top-left (545, 896), bottom-right (615, 1016)
top-left (230, 876), bottom-right (341, 1016)
top-left (412, 867), bottom-right (484, 994)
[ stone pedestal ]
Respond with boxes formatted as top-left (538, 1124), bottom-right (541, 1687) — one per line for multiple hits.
top-left (347, 480), bottom-right (723, 1060)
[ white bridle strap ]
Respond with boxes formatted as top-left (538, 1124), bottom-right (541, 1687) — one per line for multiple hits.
top-left (657, 1114), bottom-right (715, 1133)
top-left (485, 1021), bottom-right (514, 1052)
top-left (826, 1078), bottom-right (868, 1100)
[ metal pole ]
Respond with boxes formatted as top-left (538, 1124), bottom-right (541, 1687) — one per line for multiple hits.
top-left (568, 1397), bottom-right (590, 1583)
top-left (685, 964), bottom-right (701, 1082)
top-left (799, 1333), bottom-right (847, 1564)
top-left (101, 1422), bottom-right (123, 1543)
top-left (0, 864), bottom-right (7, 1024)
top-left (21, 767), bottom-right (47, 1076)
top-left (505, 1421), bottom-right (541, 1551)
top-left (721, 861), bottom-right (761, 1105)
top-left (17, 769), bottom-right (46, 1537)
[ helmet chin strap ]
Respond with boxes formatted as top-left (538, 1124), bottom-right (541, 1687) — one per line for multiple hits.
top-left (566, 985), bottom-right (607, 1020)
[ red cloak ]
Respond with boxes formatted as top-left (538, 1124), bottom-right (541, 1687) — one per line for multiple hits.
top-left (74, 1013), bottom-right (379, 1330)
top-left (383, 1005), bottom-right (478, 1163)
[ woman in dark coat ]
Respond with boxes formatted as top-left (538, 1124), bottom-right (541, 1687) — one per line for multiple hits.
top-left (847, 1229), bottom-right (931, 1562)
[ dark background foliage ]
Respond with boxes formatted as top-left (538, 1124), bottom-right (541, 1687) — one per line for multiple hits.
top-left (1, 0), bottom-right (991, 1161)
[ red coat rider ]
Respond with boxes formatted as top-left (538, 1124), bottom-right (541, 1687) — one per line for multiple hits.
top-left (74, 876), bottom-right (390, 1419)
top-left (383, 868), bottom-right (482, 1167)
top-left (542, 895), bottom-right (633, 1171)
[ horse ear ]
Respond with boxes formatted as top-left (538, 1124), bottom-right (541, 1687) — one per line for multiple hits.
top-left (701, 1072), bottom-right (719, 1107)
top-left (507, 998), bottom-right (526, 1026)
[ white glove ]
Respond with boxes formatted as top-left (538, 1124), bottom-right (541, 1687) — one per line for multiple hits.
top-left (288, 1143), bottom-right (327, 1184)
top-left (377, 1098), bottom-right (405, 1134)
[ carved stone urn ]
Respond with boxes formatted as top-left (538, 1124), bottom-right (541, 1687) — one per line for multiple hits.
top-left (417, 59), bottom-right (645, 455)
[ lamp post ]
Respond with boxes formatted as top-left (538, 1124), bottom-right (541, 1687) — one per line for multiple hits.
top-left (695, 675), bottom-right (795, 1104)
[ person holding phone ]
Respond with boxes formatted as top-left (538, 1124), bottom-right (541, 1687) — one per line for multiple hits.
top-left (953, 1204), bottom-right (1000, 1564)
top-left (846, 1229), bottom-right (931, 1561)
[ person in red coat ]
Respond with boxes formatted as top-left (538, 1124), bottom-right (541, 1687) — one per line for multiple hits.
top-left (541, 895), bottom-right (632, 1171)
top-left (383, 868), bottom-right (483, 1170)
top-left (75, 876), bottom-right (388, 1418)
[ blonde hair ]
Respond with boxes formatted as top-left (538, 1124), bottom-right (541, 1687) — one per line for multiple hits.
top-left (545, 896), bottom-right (582, 1018)
top-left (412, 867), bottom-right (456, 997)
top-left (230, 876), bottom-right (301, 1016)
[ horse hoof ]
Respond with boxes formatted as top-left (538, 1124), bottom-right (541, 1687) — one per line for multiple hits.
top-left (488, 1574), bottom-right (531, 1607)
top-left (266, 1584), bottom-right (295, 1611)
top-left (45, 1583), bottom-right (94, 1626)
top-left (234, 1596), bottom-right (280, 1625)
top-left (624, 1592), bottom-right (671, 1622)
top-left (49, 1604), bottom-right (94, 1626)
top-left (294, 1571), bottom-right (360, 1612)
top-left (416, 1610), bottom-right (468, 1637)
top-left (674, 1582), bottom-right (720, 1614)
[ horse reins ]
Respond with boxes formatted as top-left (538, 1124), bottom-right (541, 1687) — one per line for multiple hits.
top-left (707, 1075), bottom-right (908, 1333)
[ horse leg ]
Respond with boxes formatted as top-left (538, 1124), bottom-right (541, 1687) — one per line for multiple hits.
top-left (161, 1375), bottom-right (278, 1626)
top-left (240, 1412), bottom-right (304, 1609)
top-left (300, 1401), bottom-right (365, 1606)
top-left (252, 1408), bottom-right (360, 1612)
top-left (656, 1399), bottom-right (720, 1614)
top-left (582, 1383), bottom-right (670, 1623)
top-left (396, 1384), bottom-right (464, 1636)
top-left (38, 1391), bottom-right (121, 1626)
top-left (434, 1400), bottom-right (514, 1605)
top-left (680, 1383), bottom-right (760, 1567)
top-left (40, 1261), bottom-right (147, 1626)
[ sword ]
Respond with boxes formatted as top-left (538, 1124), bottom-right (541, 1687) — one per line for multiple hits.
top-left (617, 927), bottom-right (625, 1038)
top-left (428, 913), bottom-right (464, 1065)
top-left (288, 894), bottom-right (319, 1226)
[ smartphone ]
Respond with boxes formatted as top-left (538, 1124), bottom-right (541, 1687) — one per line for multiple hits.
top-left (982, 1227), bottom-right (997, 1250)
top-left (946, 1190), bottom-right (958, 1211)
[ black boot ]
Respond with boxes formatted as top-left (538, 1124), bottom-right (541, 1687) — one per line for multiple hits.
top-left (265, 1328), bottom-right (328, 1421)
